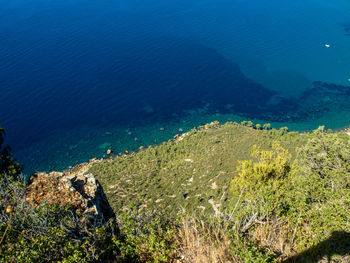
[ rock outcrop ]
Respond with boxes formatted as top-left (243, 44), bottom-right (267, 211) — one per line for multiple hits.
top-left (26, 163), bottom-right (115, 225)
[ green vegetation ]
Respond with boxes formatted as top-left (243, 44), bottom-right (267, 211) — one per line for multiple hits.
top-left (0, 175), bottom-right (118, 262)
top-left (90, 121), bottom-right (350, 261)
top-left (2, 121), bottom-right (350, 262)
top-left (0, 168), bottom-right (179, 263)
top-left (0, 125), bottom-right (22, 178)
top-left (90, 122), bottom-right (306, 216)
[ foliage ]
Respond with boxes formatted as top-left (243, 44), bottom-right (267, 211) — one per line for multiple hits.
top-left (0, 125), bottom-right (22, 178)
top-left (90, 122), bottom-right (305, 217)
top-left (229, 141), bottom-right (293, 254)
top-left (114, 209), bottom-right (176, 263)
top-left (0, 174), bottom-right (176, 263)
top-left (3, 121), bottom-right (350, 262)
top-left (232, 141), bottom-right (291, 195)
top-left (296, 126), bottom-right (350, 180)
top-left (227, 126), bottom-right (350, 261)
top-left (288, 127), bottom-right (350, 253)
top-left (263, 123), bottom-right (271, 130)
top-left (0, 175), bottom-right (118, 262)
top-left (176, 214), bottom-right (281, 263)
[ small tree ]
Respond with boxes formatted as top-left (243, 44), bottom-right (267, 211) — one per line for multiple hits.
top-left (232, 141), bottom-right (291, 195)
top-left (297, 126), bottom-right (350, 179)
top-left (240, 121), bottom-right (254, 127)
top-left (263, 123), bottom-right (271, 130)
top-left (279, 126), bottom-right (288, 134)
top-left (246, 121), bottom-right (254, 128)
top-left (231, 141), bottom-right (292, 230)
top-left (0, 125), bottom-right (22, 178)
top-left (288, 127), bottom-right (350, 252)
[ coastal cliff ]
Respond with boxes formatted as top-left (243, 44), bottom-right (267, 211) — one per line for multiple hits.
top-left (2, 122), bottom-right (350, 262)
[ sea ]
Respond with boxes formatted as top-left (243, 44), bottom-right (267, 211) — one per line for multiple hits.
top-left (1, 0), bottom-right (350, 174)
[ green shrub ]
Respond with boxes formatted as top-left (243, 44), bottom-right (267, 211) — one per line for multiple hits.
top-left (232, 141), bottom-right (291, 194)
top-left (114, 209), bottom-right (176, 263)
top-left (231, 141), bottom-right (292, 222)
top-left (288, 127), bottom-right (350, 251)
top-left (0, 125), bottom-right (22, 178)
top-left (228, 127), bottom-right (350, 260)
top-left (0, 176), bottom-right (118, 262)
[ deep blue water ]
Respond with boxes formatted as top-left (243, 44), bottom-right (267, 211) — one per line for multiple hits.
top-left (1, 0), bottom-right (350, 173)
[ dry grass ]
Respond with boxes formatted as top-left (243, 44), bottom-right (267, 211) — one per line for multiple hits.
top-left (175, 218), bottom-right (240, 263)
top-left (252, 217), bottom-right (294, 257)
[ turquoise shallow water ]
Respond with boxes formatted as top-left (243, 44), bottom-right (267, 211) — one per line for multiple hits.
top-left (1, 0), bottom-right (350, 173)
top-left (15, 108), bottom-right (350, 174)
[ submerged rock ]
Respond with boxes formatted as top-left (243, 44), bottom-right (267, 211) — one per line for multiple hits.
top-left (26, 169), bottom-right (115, 225)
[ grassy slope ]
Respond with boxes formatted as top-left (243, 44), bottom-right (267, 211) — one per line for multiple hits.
top-left (89, 122), bottom-right (310, 217)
